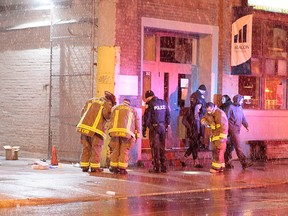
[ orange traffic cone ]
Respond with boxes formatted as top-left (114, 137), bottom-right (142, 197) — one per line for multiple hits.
top-left (51, 145), bottom-right (58, 166)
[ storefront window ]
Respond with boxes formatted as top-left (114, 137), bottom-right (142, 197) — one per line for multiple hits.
top-left (264, 78), bottom-right (286, 110)
top-left (239, 76), bottom-right (260, 109)
top-left (263, 23), bottom-right (288, 59)
top-left (244, 17), bottom-right (288, 110)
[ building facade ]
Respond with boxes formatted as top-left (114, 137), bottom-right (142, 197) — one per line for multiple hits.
top-left (0, 0), bottom-right (287, 164)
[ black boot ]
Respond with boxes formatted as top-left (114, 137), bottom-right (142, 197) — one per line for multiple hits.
top-left (109, 167), bottom-right (120, 173)
top-left (149, 167), bottom-right (160, 173)
top-left (225, 162), bottom-right (234, 169)
top-left (90, 168), bottom-right (103, 173)
top-left (180, 156), bottom-right (188, 167)
top-left (194, 159), bottom-right (203, 168)
top-left (242, 161), bottom-right (253, 170)
top-left (119, 168), bottom-right (128, 175)
top-left (82, 167), bottom-right (89, 172)
top-left (161, 165), bottom-right (167, 173)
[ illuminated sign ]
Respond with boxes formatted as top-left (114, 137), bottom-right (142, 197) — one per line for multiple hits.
top-left (248, 0), bottom-right (288, 14)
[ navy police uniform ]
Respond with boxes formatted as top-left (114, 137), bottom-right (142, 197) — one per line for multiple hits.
top-left (142, 90), bottom-right (170, 173)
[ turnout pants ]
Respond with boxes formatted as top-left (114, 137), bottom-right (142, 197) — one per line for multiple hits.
top-left (211, 139), bottom-right (227, 171)
top-left (109, 137), bottom-right (134, 170)
top-left (80, 133), bottom-right (104, 169)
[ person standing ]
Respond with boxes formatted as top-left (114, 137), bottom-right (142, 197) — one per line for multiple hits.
top-left (201, 102), bottom-right (228, 173)
top-left (142, 90), bottom-right (170, 173)
top-left (219, 95), bottom-right (232, 112)
top-left (107, 99), bottom-right (140, 175)
top-left (180, 84), bottom-right (207, 168)
top-left (225, 94), bottom-right (253, 170)
top-left (76, 91), bottom-right (116, 173)
top-left (219, 95), bottom-right (234, 169)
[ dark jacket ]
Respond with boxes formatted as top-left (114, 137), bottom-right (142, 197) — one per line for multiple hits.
top-left (143, 96), bottom-right (170, 130)
top-left (190, 90), bottom-right (206, 120)
top-left (219, 95), bottom-right (232, 112)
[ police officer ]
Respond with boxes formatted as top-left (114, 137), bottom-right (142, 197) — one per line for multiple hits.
top-left (180, 84), bottom-right (207, 168)
top-left (76, 91), bottom-right (116, 173)
top-left (108, 99), bottom-right (140, 175)
top-left (142, 90), bottom-right (170, 173)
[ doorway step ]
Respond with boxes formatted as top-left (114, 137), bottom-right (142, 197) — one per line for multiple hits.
top-left (138, 148), bottom-right (212, 168)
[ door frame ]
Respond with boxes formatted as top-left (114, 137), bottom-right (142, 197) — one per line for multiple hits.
top-left (141, 17), bottom-right (219, 102)
top-left (140, 17), bottom-right (219, 154)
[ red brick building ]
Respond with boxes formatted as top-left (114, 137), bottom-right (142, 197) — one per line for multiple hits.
top-left (0, 0), bottom-right (287, 164)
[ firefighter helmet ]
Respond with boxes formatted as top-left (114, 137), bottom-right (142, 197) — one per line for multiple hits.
top-left (104, 91), bottom-right (116, 106)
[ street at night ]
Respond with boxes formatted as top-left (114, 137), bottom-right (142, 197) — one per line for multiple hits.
top-left (2, 184), bottom-right (288, 215)
top-left (1, 157), bottom-right (288, 215)
top-left (1, 0), bottom-right (288, 215)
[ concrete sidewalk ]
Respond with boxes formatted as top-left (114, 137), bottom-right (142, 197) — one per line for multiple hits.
top-left (0, 156), bottom-right (288, 208)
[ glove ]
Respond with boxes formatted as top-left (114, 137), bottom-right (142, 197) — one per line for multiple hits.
top-left (142, 128), bottom-right (146, 138)
top-left (201, 120), bottom-right (209, 127)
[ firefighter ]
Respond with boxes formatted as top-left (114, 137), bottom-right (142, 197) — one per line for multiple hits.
top-left (142, 90), bottom-right (170, 173)
top-left (225, 94), bottom-right (253, 170)
top-left (76, 91), bottom-right (116, 173)
top-left (180, 84), bottom-right (207, 168)
top-left (107, 99), bottom-right (140, 175)
top-left (201, 102), bottom-right (228, 173)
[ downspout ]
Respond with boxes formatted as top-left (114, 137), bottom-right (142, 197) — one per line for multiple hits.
top-left (91, 0), bottom-right (96, 97)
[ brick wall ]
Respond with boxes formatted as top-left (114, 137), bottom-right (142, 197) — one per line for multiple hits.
top-left (115, 0), bottom-right (220, 73)
top-left (115, 0), bottom-right (243, 99)
top-left (0, 28), bottom-right (50, 158)
top-left (0, 1), bottom-right (94, 160)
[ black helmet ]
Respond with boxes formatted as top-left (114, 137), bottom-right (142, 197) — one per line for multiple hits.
top-left (145, 90), bottom-right (154, 99)
top-left (104, 91), bottom-right (116, 106)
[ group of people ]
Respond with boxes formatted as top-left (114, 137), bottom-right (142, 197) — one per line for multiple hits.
top-left (75, 86), bottom-right (253, 175)
top-left (76, 91), bottom-right (140, 175)
top-left (179, 84), bottom-right (253, 173)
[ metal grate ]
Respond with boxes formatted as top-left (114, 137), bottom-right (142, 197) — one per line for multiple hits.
top-left (49, 0), bottom-right (94, 162)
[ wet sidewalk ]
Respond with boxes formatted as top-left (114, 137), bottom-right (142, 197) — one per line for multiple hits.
top-left (0, 156), bottom-right (288, 209)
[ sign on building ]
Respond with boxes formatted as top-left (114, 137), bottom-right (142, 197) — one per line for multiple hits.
top-left (231, 7), bottom-right (253, 75)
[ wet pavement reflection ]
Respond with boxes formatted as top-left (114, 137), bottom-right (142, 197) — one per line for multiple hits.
top-left (2, 184), bottom-right (288, 215)
top-left (1, 158), bottom-right (288, 215)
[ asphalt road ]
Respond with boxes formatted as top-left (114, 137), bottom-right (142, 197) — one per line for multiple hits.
top-left (2, 184), bottom-right (288, 215)
top-left (1, 157), bottom-right (288, 215)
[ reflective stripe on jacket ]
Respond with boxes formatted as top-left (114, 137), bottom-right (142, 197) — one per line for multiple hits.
top-left (211, 108), bottom-right (228, 141)
top-left (201, 108), bottom-right (228, 141)
top-left (108, 103), bottom-right (140, 139)
top-left (77, 97), bottom-right (112, 138)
